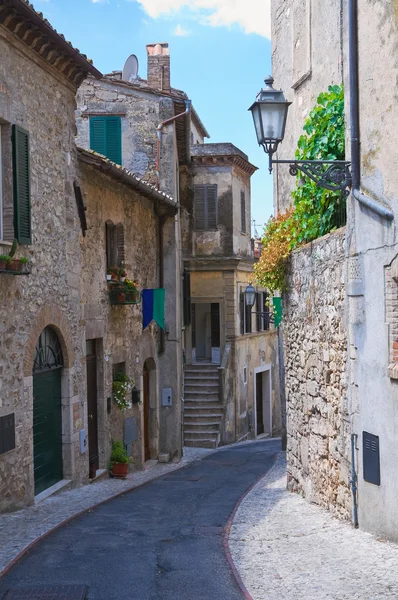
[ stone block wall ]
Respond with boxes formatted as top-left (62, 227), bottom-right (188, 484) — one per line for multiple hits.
top-left (284, 228), bottom-right (351, 519)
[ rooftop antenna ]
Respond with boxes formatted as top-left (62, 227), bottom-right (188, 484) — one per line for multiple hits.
top-left (122, 54), bottom-right (139, 82)
top-left (252, 219), bottom-right (260, 239)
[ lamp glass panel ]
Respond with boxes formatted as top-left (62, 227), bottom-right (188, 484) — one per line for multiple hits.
top-left (251, 105), bottom-right (263, 145)
top-left (260, 102), bottom-right (287, 141)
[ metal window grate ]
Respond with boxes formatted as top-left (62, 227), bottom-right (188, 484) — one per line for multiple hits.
top-left (0, 413), bottom-right (15, 455)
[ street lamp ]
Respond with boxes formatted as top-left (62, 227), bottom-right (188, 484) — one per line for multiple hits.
top-left (244, 283), bottom-right (256, 308)
top-left (249, 76), bottom-right (352, 195)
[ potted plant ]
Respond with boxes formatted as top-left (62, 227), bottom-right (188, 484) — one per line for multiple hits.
top-left (109, 440), bottom-right (130, 477)
top-left (7, 257), bottom-right (20, 271)
top-left (19, 256), bottom-right (29, 273)
top-left (119, 268), bottom-right (127, 282)
top-left (113, 372), bottom-right (133, 410)
top-left (125, 278), bottom-right (138, 301)
top-left (108, 266), bottom-right (120, 281)
top-left (0, 255), bottom-right (11, 270)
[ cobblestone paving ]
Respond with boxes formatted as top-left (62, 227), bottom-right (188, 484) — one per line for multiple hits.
top-left (229, 453), bottom-right (398, 600)
top-left (0, 447), bottom-right (212, 576)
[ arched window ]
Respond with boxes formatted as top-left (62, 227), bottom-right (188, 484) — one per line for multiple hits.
top-left (33, 327), bottom-right (63, 373)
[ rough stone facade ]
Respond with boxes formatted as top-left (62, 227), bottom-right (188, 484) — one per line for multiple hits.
top-left (78, 158), bottom-right (179, 468)
top-left (284, 228), bottom-right (351, 518)
top-left (0, 14), bottom-right (95, 511)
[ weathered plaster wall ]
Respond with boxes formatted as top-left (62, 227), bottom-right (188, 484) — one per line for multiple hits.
top-left (231, 167), bottom-right (252, 257)
top-left (0, 30), bottom-right (85, 511)
top-left (271, 0), bottom-right (343, 212)
top-left (344, 1), bottom-right (398, 540)
top-left (284, 228), bottom-right (351, 519)
top-left (191, 165), bottom-right (234, 257)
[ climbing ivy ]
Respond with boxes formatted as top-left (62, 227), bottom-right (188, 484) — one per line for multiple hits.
top-left (255, 84), bottom-right (346, 293)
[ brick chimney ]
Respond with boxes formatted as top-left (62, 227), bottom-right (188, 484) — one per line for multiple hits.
top-left (146, 43), bottom-right (171, 92)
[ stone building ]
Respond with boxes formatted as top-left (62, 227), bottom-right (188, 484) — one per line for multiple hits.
top-left (0, 0), bottom-right (101, 511)
top-left (77, 148), bottom-right (179, 471)
top-left (272, 0), bottom-right (398, 539)
top-left (182, 143), bottom-right (282, 447)
top-left (76, 42), bottom-right (282, 452)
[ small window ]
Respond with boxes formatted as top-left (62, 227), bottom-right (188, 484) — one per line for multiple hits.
top-left (194, 184), bottom-right (218, 230)
top-left (105, 221), bottom-right (125, 270)
top-left (113, 362), bottom-right (126, 378)
top-left (12, 124), bottom-right (32, 244)
top-left (256, 292), bottom-right (270, 332)
top-left (243, 367), bottom-right (247, 385)
top-left (241, 190), bottom-right (246, 234)
top-left (90, 116), bottom-right (122, 165)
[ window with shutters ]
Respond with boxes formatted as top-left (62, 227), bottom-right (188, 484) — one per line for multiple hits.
top-left (90, 116), bottom-right (122, 165)
top-left (239, 290), bottom-right (253, 335)
top-left (12, 125), bottom-right (31, 244)
top-left (241, 190), bottom-right (246, 234)
top-left (256, 292), bottom-right (270, 332)
top-left (194, 184), bottom-right (218, 230)
top-left (105, 221), bottom-right (125, 269)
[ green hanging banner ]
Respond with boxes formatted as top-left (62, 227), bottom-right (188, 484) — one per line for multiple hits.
top-left (273, 297), bottom-right (283, 327)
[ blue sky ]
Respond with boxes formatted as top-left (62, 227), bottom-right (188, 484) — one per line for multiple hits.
top-left (34, 0), bottom-right (274, 233)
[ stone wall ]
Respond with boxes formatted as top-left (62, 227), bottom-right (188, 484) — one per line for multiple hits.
top-left (0, 29), bottom-right (85, 511)
top-left (284, 228), bottom-right (351, 519)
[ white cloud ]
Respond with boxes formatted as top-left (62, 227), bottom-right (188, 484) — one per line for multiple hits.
top-left (173, 23), bottom-right (191, 36)
top-left (135, 0), bottom-right (270, 38)
top-left (92, 0), bottom-right (109, 4)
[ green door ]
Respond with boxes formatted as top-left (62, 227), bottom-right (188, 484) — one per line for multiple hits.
top-left (33, 368), bottom-right (63, 495)
top-left (33, 326), bottom-right (64, 496)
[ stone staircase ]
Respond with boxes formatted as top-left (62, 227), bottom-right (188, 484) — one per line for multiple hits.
top-left (183, 364), bottom-right (223, 449)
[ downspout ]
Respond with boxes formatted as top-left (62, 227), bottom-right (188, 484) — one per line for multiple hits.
top-left (156, 100), bottom-right (192, 190)
top-left (351, 434), bottom-right (359, 528)
top-left (348, 0), bottom-right (394, 220)
top-left (159, 215), bottom-right (166, 355)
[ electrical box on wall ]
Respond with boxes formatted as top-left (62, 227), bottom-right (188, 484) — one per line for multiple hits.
top-left (162, 388), bottom-right (172, 407)
top-left (79, 429), bottom-right (87, 454)
top-left (363, 431), bottom-right (380, 486)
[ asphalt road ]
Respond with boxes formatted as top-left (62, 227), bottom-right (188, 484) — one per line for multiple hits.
top-left (0, 440), bottom-right (281, 600)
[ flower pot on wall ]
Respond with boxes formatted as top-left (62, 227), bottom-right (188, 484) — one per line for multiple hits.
top-left (6, 259), bottom-right (20, 271)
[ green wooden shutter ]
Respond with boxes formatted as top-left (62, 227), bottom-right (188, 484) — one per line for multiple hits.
top-left (240, 292), bottom-right (245, 335)
top-left (12, 125), bottom-right (31, 244)
top-left (194, 185), bottom-right (206, 230)
top-left (105, 117), bottom-right (122, 165)
top-left (90, 117), bottom-right (106, 156)
top-left (206, 185), bottom-right (218, 230)
top-left (273, 297), bottom-right (283, 327)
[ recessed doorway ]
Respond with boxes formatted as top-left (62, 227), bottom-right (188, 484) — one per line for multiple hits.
top-left (254, 367), bottom-right (272, 438)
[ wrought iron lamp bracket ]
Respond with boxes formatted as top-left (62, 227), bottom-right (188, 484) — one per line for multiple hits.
top-left (271, 157), bottom-right (352, 196)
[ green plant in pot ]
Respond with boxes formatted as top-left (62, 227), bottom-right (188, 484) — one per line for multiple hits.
top-left (109, 440), bottom-right (130, 477)
top-left (0, 255), bottom-right (11, 270)
top-left (19, 256), bottom-right (29, 272)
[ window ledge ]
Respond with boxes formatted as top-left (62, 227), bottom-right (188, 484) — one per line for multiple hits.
top-left (0, 240), bottom-right (12, 247)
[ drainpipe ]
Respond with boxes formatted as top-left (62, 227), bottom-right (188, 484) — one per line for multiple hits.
top-left (156, 100), bottom-right (192, 190)
top-left (351, 433), bottom-right (359, 528)
top-left (348, 0), bottom-right (394, 220)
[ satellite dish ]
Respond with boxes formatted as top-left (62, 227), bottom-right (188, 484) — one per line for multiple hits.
top-left (122, 54), bottom-right (139, 82)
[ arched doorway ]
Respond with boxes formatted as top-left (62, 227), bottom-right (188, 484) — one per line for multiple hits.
top-left (143, 365), bottom-right (150, 462)
top-left (33, 327), bottom-right (64, 495)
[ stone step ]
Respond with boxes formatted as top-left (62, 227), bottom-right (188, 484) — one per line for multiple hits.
top-left (184, 439), bottom-right (218, 449)
top-left (184, 400), bottom-right (222, 407)
top-left (184, 429), bottom-right (221, 439)
top-left (184, 421), bottom-right (221, 429)
top-left (184, 412), bottom-right (223, 421)
top-left (185, 374), bottom-right (219, 381)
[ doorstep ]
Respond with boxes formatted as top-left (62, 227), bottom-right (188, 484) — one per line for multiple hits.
top-left (89, 469), bottom-right (107, 483)
top-left (34, 480), bottom-right (72, 505)
top-left (143, 459), bottom-right (158, 471)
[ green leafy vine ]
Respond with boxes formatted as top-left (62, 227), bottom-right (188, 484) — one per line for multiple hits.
top-left (254, 84), bottom-right (346, 293)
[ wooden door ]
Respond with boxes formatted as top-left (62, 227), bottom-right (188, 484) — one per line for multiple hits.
top-left (211, 303), bottom-right (221, 364)
top-left (256, 372), bottom-right (264, 436)
top-left (86, 341), bottom-right (99, 475)
top-left (33, 368), bottom-right (63, 495)
top-left (143, 368), bottom-right (150, 462)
